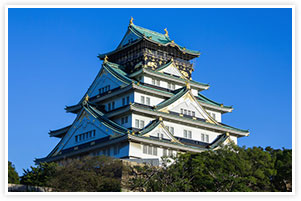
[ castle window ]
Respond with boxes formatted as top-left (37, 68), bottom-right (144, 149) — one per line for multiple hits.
top-left (114, 145), bottom-right (119, 155)
top-left (168, 149), bottom-right (173, 157)
top-left (206, 135), bottom-right (209, 143)
top-left (126, 96), bottom-right (130, 105)
top-left (112, 101), bottom-right (115, 110)
top-left (192, 111), bottom-right (195, 117)
top-left (184, 130), bottom-right (192, 139)
top-left (201, 134), bottom-right (205, 141)
top-left (153, 147), bottom-right (157, 156)
top-left (143, 145), bottom-right (147, 154)
top-left (108, 103), bottom-right (111, 111)
top-left (148, 146), bottom-right (153, 155)
top-left (75, 130), bottom-right (96, 143)
top-left (212, 113), bottom-right (216, 120)
top-left (141, 96), bottom-right (145, 104)
top-left (135, 119), bottom-right (139, 128)
top-left (163, 149), bottom-right (167, 156)
top-left (169, 127), bottom-right (174, 135)
top-left (122, 98), bottom-right (125, 106)
top-left (140, 120), bottom-right (145, 128)
top-left (146, 97), bottom-right (150, 105)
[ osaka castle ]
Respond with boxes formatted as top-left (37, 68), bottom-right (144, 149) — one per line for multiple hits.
top-left (36, 18), bottom-right (249, 165)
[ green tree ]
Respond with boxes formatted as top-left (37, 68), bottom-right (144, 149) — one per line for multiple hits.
top-left (20, 162), bottom-right (57, 187)
top-left (8, 161), bottom-right (20, 184)
top-left (129, 144), bottom-right (292, 192)
top-left (49, 155), bottom-right (123, 192)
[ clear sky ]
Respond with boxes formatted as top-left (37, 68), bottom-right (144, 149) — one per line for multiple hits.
top-left (8, 8), bottom-right (292, 175)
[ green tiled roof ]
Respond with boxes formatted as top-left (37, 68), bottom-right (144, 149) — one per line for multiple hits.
top-left (131, 103), bottom-right (249, 134)
top-left (155, 86), bottom-right (188, 110)
top-left (144, 68), bottom-right (209, 88)
top-left (103, 62), bottom-right (134, 85)
top-left (197, 93), bottom-right (232, 109)
top-left (83, 102), bottom-right (128, 134)
top-left (138, 119), bottom-right (161, 135)
top-left (130, 24), bottom-right (200, 55)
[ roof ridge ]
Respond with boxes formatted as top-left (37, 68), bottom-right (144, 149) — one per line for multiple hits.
top-left (155, 86), bottom-right (188, 110)
top-left (131, 24), bottom-right (170, 39)
top-left (84, 103), bottom-right (128, 134)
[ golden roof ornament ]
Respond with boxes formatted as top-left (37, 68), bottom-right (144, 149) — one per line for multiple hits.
top-left (164, 28), bottom-right (169, 37)
top-left (185, 81), bottom-right (191, 89)
top-left (129, 17), bottom-right (134, 25)
top-left (159, 117), bottom-right (163, 121)
top-left (85, 94), bottom-right (89, 102)
top-left (104, 55), bottom-right (108, 63)
top-left (170, 57), bottom-right (174, 62)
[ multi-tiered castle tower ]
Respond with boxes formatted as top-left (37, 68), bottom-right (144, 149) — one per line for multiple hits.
top-left (37, 18), bottom-right (249, 165)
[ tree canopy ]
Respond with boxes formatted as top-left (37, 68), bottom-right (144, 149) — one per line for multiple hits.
top-left (8, 161), bottom-right (20, 184)
top-left (129, 144), bottom-right (292, 192)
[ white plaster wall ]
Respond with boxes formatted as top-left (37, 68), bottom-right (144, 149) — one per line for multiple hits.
top-left (129, 142), bottom-right (177, 159)
top-left (91, 142), bottom-right (130, 158)
top-left (229, 136), bottom-right (237, 144)
top-left (131, 114), bottom-right (154, 128)
top-left (205, 109), bottom-right (222, 122)
top-left (163, 120), bottom-right (220, 143)
top-left (134, 91), bottom-right (165, 106)
top-left (191, 89), bottom-right (199, 96)
top-left (102, 92), bottom-right (134, 111)
top-left (143, 76), bottom-right (183, 91)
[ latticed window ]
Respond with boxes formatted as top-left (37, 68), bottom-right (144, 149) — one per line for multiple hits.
top-left (135, 119), bottom-right (139, 128)
top-left (146, 97), bottom-right (150, 105)
top-left (143, 145), bottom-right (147, 154)
top-left (141, 96), bottom-right (145, 104)
top-left (153, 147), bottom-right (157, 156)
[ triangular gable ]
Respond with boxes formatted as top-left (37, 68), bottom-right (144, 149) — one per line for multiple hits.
top-left (157, 88), bottom-right (219, 125)
top-left (78, 63), bottom-right (132, 103)
top-left (157, 60), bottom-right (186, 78)
top-left (88, 67), bottom-right (124, 97)
top-left (117, 29), bottom-right (140, 49)
top-left (139, 119), bottom-right (182, 144)
top-left (49, 105), bottom-right (126, 157)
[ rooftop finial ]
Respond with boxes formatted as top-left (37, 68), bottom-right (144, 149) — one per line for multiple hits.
top-left (104, 55), bottom-right (108, 63)
top-left (159, 117), bottom-right (163, 121)
top-left (185, 81), bottom-right (191, 89)
top-left (164, 28), bottom-right (168, 37)
top-left (129, 17), bottom-right (134, 25)
top-left (170, 57), bottom-right (174, 62)
top-left (83, 94), bottom-right (89, 104)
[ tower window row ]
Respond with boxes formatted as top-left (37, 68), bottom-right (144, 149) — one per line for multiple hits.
top-left (151, 78), bottom-right (160, 86)
top-left (208, 112), bottom-right (216, 120)
top-left (183, 129), bottom-right (192, 139)
top-left (165, 126), bottom-right (174, 134)
top-left (99, 85), bottom-right (110, 94)
top-left (181, 108), bottom-right (195, 117)
top-left (122, 96), bottom-right (130, 106)
top-left (141, 96), bottom-right (151, 106)
top-left (135, 119), bottom-right (145, 129)
top-left (143, 144), bottom-right (158, 156)
top-left (201, 134), bottom-right (210, 143)
top-left (121, 116), bottom-right (128, 124)
top-left (75, 130), bottom-right (96, 142)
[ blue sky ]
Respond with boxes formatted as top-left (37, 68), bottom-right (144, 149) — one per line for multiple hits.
top-left (8, 8), bottom-right (292, 175)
